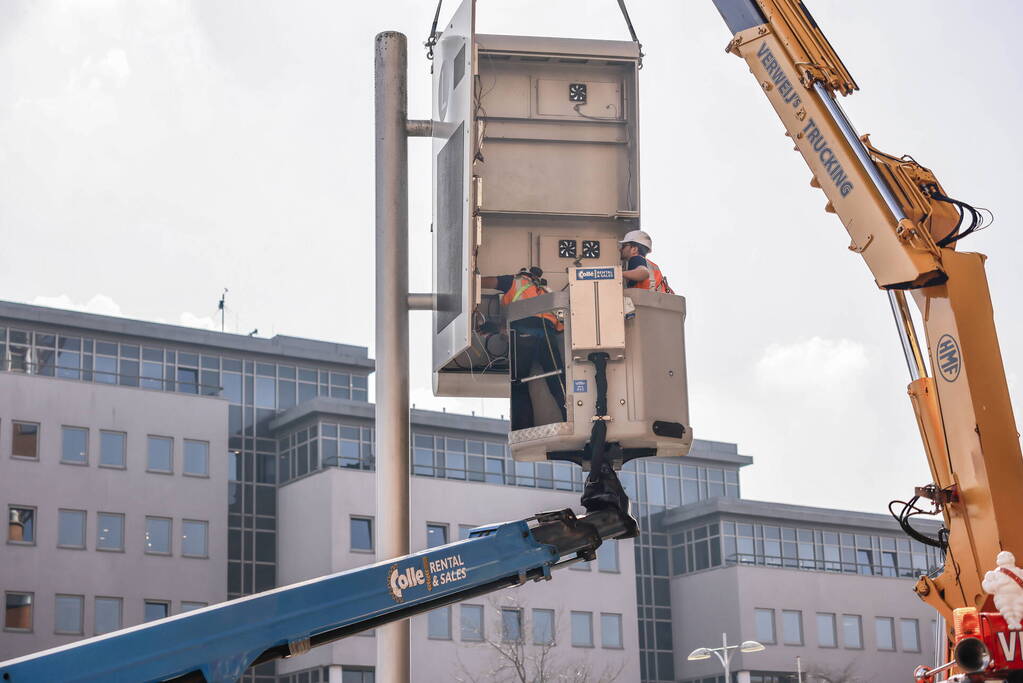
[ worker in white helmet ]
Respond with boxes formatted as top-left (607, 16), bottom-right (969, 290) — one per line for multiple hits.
top-left (618, 229), bottom-right (674, 293)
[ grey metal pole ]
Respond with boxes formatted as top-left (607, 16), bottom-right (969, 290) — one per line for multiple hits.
top-left (722, 632), bottom-right (730, 683)
top-left (375, 31), bottom-right (411, 683)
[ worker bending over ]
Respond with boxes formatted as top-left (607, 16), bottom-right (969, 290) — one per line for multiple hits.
top-left (481, 268), bottom-right (567, 431)
top-left (619, 229), bottom-right (674, 293)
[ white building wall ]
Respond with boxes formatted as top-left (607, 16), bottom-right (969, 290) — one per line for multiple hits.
top-left (673, 564), bottom-right (937, 682)
top-left (278, 468), bottom-right (640, 682)
top-left (0, 372), bottom-right (229, 660)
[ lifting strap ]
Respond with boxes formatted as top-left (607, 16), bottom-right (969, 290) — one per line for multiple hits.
top-left (425, 1), bottom-right (645, 67)
top-left (616, 0), bottom-right (644, 68)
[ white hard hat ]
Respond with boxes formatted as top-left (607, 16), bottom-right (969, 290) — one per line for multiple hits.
top-left (619, 229), bottom-right (652, 251)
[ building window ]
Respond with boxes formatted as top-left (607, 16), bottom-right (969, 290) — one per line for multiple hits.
top-left (461, 604), bottom-right (484, 641)
top-left (458, 525), bottom-right (475, 541)
top-left (874, 617), bottom-right (896, 651)
top-left (182, 520), bottom-right (209, 558)
top-left (533, 608), bottom-right (555, 645)
top-left (597, 540), bottom-right (620, 573)
top-left (7, 506), bottom-right (35, 544)
top-left (341, 669), bottom-right (375, 683)
top-left (782, 610), bottom-right (803, 646)
top-left (501, 607), bottom-right (523, 642)
top-left (901, 618), bottom-right (921, 652)
top-left (144, 600), bottom-right (169, 622)
top-left (95, 597), bottom-right (122, 635)
top-left (571, 611), bottom-right (593, 647)
top-left (428, 606), bottom-right (452, 640)
top-left (816, 612), bottom-right (837, 648)
top-left (183, 440), bottom-right (209, 477)
top-left (350, 517), bottom-right (373, 552)
top-left (842, 614), bottom-right (863, 649)
top-left (4, 592), bottom-right (33, 631)
top-left (97, 512), bottom-right (125, 551)
top-left (180, 602), bottom-right (207, 613)
top-left (58, 509), bottom-right (86, 549)
top-left (427, 523), bottom-right (448, 548)
top-left (12, 421), bottom-right (39, 459)
top-left (55, 594), bottom-right (84, 635)
top-left (61, 426), bottom-right (89, 465)
top-left (147, 436), bottom-right (173, 473)
top-left (99, 431), bottom-right (126, 468)
top-left (755, 608), bottom-right (776, 644)
top-left (601, 613), bottom-right (623, 649)
top-left (145, 516), bottom-right (172, 555)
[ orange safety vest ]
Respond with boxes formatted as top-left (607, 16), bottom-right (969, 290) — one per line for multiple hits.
top-left (634, 258), bottom-right (674, 294)
top-left (501, 275), bottom-right (564, 331)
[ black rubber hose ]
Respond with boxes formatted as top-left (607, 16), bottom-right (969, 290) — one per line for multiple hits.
top-left (586, 352), bottom-right (610, 482)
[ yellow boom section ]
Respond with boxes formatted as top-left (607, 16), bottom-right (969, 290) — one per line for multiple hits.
top-left (713, 0), bottom-right (1023, 624)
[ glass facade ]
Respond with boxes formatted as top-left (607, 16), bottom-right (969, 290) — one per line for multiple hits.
top-left (0, 327), bottom-right (369, 402)
top-left (623, 455), bottom-right (741, 682)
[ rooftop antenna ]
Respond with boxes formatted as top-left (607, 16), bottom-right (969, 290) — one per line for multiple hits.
top-left (218, 288), bottom-right (229, 333)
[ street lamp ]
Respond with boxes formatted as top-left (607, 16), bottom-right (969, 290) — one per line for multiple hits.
top-left (687, 632), bottom-right (765, 682)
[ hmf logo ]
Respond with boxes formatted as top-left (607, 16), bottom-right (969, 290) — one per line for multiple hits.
top-left (937, 334), bottom-right (961, 382)
top-left (387, 554), bottom-right (467, 603)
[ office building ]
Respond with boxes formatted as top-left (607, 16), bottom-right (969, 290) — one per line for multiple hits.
top-left (0, 300), bottom-right (949, 682)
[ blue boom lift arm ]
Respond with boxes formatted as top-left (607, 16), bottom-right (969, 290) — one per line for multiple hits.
top-left (0, 507), bottom-right (634, 683)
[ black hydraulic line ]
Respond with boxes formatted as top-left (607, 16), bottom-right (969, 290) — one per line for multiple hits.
top-left (580, 353), bottom-right (637, 537)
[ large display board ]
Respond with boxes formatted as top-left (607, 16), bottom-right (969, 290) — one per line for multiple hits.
top-left (431, 4), bottom-right (642, 398)
top-left (431, 0), bottom-right (477, 386)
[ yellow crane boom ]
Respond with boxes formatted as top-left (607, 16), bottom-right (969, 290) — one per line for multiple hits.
top-left (712, 0), bottom-right (1023, 628)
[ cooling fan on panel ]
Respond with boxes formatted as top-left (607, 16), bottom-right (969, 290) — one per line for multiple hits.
top-left (558, 239), bottom-right (577, 258)
top-left (581, 240), bottom-right (600, 259)
top-left (568, 83), bottom-right (587, 103)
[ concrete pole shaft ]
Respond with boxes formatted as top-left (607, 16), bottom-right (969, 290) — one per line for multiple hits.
top-left (374, 31), bottom-right (411, 683)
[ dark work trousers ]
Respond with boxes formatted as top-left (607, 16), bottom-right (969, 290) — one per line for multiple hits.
top-left (510, 318), bottom-right (567, 430)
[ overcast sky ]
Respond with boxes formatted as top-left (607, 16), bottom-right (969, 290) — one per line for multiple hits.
top-left (2, 1), bottom-right (1020, 514)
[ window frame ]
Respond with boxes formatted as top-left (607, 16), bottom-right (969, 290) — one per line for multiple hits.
top-left (181, 519), bottom-right (209, 558)
top-left (57, 508), bottom-right (87, 550)
top-left (501, 607), bottom-right (523, 643)
top-left (426, 522), bottom-right (449, 548)
top-left (4, 591), bottom-right (34, 632)
top-left (427, 605), bottom-right (452, 640)
top-left (900, 617), bottom-right (921, 653)
top-left (533, 608), bottom-right (555, 646)
top-left (874, 616), bottom-right (896, 651)
top-left (180, 601), bottom-right (208, 614)
top-left (782, 609), bottom-right (804, 646)
top-left (11, 421), bottom-right (40, 460)
top-left (600, 612), bottom-right (623, 649)
top-left (842, 613), bottom-right (864, 650)
top-left (59, 425), bottom-right (89, 466)
top-left (597, 539), bottom-right (620, 573)
top-left (54, 594), bottom-right (84, 635)
top-left (816, 612), bottom-right (837, 648)
top-left (99, 430), bottom-right (127, 469)
top-left (754, 607), bottom-right (776, 645)
top-left (571, 610), bottom-right (594, 648)
top-left (94, 596), bottom-right (123, 635)
top-left (461, 604), bottom-right (485, 642)
top-left (143, 600), bottom-right (170, 623)
top-left (183, 439), bottom-right (210, 478)
top-left (96, 512), bottom-right (125, 552)
top-left (350, 516), bottom-right (374, 553)
top-left (145, 516), bottom-right (173, 556)
top-left (7, 505), bottom-right (36, 545)
top-left (146, 435), bottom-right (174, 474)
